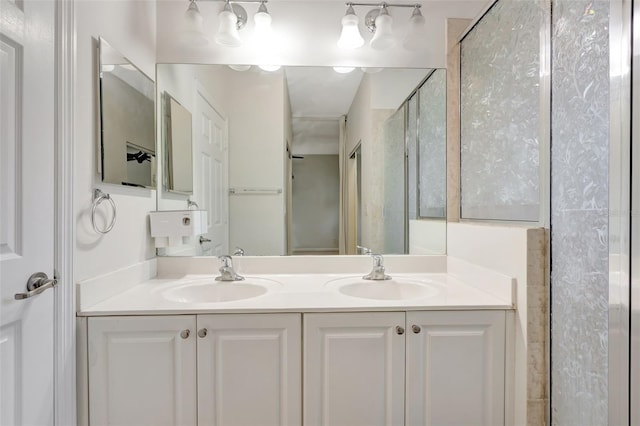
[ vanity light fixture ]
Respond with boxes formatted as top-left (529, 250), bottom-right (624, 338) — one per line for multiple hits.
top-left (214, 0), bottom-right (247, 47)
top-left (182, 0), bottom-right (209, 46)
top-left (402, 5), bottom-right (426, 51)
top-left (368, 4), bottom-right (394, 50)
top-left (337, 2), bottom-right (424, 51)
top-left (254, 1), bottom-right (272, 40)
top-left (337, 4), bottom-right (365, 49)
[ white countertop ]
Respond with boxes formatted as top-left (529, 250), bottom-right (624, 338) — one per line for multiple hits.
top-left (77, 270), bottom-right (514, 316)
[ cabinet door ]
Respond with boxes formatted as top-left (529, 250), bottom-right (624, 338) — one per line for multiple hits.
top-left (88, 316), bottom-right (197, 426)
top-left (406, 310), bottom-right (506, 426)
top-left (303, 312), bottom-right (406, 426)
top-left (197, 313), bottom-right (302, 426)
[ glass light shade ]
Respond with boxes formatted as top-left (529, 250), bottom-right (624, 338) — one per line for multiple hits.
top-left (333, 66), bottom-right (355, 74)
top-left (337, 13), bottom-right (364, 49)
top-left (370, 13), bottom-right (395, 50)
top-left (254, 10), bottom-right (272, 34)
top-left (215, 9), bottom-right (242, 47)
top-left (403, 10), bottom-right (426, 51)
top-left (259, 64), bottom-right (281, 72)
top-left (182, 1), bottom-right (209, 46)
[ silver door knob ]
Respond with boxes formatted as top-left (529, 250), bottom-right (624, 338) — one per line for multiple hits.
top-left (396, 326), bottom-right (405, 335)
top-left (412, 325), bottom-right (421, 334)
top-left (180, 329), bottom-right (191, 339)
top-left (198, 328), bottom-right (208, 338)
top-left (15, 272), bottom-right (57, 300)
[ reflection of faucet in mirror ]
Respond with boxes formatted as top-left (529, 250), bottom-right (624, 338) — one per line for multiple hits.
top-left (363, 254), bottom-right (392, 281)
top-left (357, 245), bottom-right (373, 255)
top-left (216, 255), bottom-right (244, 282)
top-left (187, 199), bottom-right (199, 209)
top-left (233, 247), bottom-right (245, 256)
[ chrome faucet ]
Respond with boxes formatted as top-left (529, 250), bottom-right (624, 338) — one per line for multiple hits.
top-left (363, 254), bottom-right (392, 281)
top-left (216, 255), bottom-right (245, 281)
top-left (233, 246), bottom-right (245, 256)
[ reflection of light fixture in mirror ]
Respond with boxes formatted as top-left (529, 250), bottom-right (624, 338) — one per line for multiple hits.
top-left (368, 4), bottom-right (395, 50)
top-left (337, 4), bottom-right (364, 49)
top-left (259, 64), bottom-right (281, 71)
top-left (229, 64), bottom-right (252, 71)
top-left (215, 0), bottom-right (247, 47)
top-left (182, 0), bottom-right (209, 46)
top-left (254, 1), bottom-right (272, 40)
top-left (403, 5), bottom-right (426, 51)
top-left (361, 67), bottom-right (383, 73)
top-left (333, 66), bottom-right (356, 74)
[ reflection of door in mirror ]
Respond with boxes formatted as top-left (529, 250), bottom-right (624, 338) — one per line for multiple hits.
top-left (193, 84), bottom-right (229, 256)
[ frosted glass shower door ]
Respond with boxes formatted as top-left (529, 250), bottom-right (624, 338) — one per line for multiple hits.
top-left (382, 107), bottom-right (406, 254)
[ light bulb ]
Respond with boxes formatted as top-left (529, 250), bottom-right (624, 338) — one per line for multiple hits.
top-left (182, 0), bottom-right (209, 46)
top-left (337, 5), bottom-right (364, 49)
top-left (333, 67), bottom-right (355, 74)
top-left (370, 8), bottom-right (395, 50)
top-left (215, 3), bottom-right (242, 47)
top-left (403, 7), bottom-right (426, 51)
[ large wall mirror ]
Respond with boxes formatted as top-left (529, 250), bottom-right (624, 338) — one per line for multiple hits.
top-left (98, 38), bottom-right (156, 188)
top-left (155, 64), bottom-right (446, 257)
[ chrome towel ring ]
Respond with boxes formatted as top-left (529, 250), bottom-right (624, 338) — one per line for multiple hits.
top-left (91, 189), bottom-right (116, 234)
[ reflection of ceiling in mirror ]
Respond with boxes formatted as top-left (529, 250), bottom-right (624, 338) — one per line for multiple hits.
top-left (284, 67), bottom-right (430, 155)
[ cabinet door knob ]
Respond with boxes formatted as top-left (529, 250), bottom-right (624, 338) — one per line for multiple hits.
top-left (198, 328), bottom-right (208, 338)
top-left (396, 326), bottom-right (405, 335)
top-left (180, 329), bottom-right (190, 339)
top-left (412, 325), bottom-right (421, 334)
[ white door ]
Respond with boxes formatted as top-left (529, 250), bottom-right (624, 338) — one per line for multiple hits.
top-left (303, 312), bottom-right (406, 426)
top-left (197, 314), bottom-right (302, 426)
top-left (193, 83), bottom-right (228, 256)
top-left (0, 1), bottom-right (56, 425)
top-left (405, 310), bottom-right (506, 426)
top-left (87, 316), bottom-right (197, 426)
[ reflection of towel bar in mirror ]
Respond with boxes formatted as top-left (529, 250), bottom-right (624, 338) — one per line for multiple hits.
top-left (229, 188), bottom-right (283, 195)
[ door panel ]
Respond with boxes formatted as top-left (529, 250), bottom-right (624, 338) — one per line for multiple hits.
top-left (0, 0), bottom-right (55, 424)
top-left (88, 316), bottom-right (197, 426)
top-left (194, 85), bottom-right (228, 255)
top-left (303, 312), bottom-right (405, 426)
top-left (197, 314), bottom-right (301, 426)
top-left (406, 311), bottom-right (506, 426)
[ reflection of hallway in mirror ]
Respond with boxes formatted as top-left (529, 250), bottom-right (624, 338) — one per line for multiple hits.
top-left (291, 155), bottom-right (340, 255)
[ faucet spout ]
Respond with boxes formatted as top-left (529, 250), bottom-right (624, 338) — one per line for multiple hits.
top-left (216, 255), bottom-right (245, 281)
top-left (363, 254), bottom-right (392, 281)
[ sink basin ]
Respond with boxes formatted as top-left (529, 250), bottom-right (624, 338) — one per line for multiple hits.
top-left (163, 278), bottom-right (278, 303)
top-left (327, 277), bottom-right (439, 301)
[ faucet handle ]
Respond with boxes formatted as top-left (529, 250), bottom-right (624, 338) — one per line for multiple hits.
top-left (233, 247), bottom-right (245, 256)
top-left (357, 245), bottom-right (372, 255)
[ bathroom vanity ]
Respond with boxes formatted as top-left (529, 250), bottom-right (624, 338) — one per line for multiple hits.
top-left (76, 256), bottom-right (515, 426)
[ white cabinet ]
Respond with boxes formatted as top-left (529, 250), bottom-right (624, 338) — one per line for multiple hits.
top-left (303, 311), bottom-right (507, 426)
top-left (88, 316), bottom-right (197, 426)
top-left (87, 314), bottom-right (301, 426)
top-left (196, 314), bottom-right (301, 426)
top-left (303, 312), bottom-right (406, 426)
top-left (405, 311), bottom-right (506, 426)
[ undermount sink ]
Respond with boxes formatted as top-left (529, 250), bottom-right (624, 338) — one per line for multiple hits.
top-left (327, 277), bottom-right (440, 301)
top-left (163, 278), bottom-right (279, 303)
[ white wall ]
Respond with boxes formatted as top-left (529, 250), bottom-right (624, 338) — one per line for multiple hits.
top-left (75, 0), bottom-right (157, 282)
top-left (409, 219), bottom-right (446, 254)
